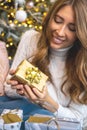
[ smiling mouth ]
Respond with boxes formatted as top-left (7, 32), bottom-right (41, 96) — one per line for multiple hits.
top-left (52, 37), bottom-right (64, 45)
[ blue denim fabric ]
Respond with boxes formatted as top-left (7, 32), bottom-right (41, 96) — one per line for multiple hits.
top-left (0, 96), bottom-right (53, 130)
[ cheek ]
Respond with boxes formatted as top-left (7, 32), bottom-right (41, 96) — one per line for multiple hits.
top-left (49, 19), bottom-right (56, 30)
top-left (48, 22), bottom-right (57, 40)
top-left (50, 23), bottom-right (55, 29)
top-left (69, 33), bottom-right (77, 42)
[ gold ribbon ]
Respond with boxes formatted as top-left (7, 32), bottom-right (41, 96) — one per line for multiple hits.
top-left (25, 67), bottom-right (42, 84)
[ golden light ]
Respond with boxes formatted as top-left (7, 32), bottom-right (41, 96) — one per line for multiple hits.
top-left (44, 4), bottom-right (47, 7)
top-left (11, 12), bottom-right (15, 17)
top-left (35, 0), bottom-right (40, 2)
top-left (7, 37), bottom-right (13, 42)
top-left (6, 44), bottom-right (10, 48)
top-left (0, 3), bottom-right (4, 6)
top-left (22, 23), bottom-right (28, 27)
top-left (10, 42), bottom-right (13, 46)
top-left (27, 20), bottom-right (33, 24)
top-left (1, 32), bottom-right (5, 37)
top-left (8, 56), bottom-right (12, 60)
top-left (34, 7), bottom-right (39, 12)
top-left (9, 20), bottom-right (13, 24)
top-left (29, 24), bottom-right (33, 28)
top-left (6, 0), bottom-right (11, 2)
top-left (43, 12), bottom-right (47, 17)
top-left (14, 20), bottom-right (18, 24)
top-left (7, 14), bottom-right (10, 18)
top-left (18, 24), bottom-right (22, 27)
top-left (4, 6), bottom-right (8, 9)
top-left (35, 25), bottom-right (38, 29)
top-left (39, 25), bottom-right (42, 30)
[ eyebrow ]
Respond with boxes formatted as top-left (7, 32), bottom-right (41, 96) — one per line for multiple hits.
top-left (55, 14), bottom-right (75, 26)
top-left (55, 14), bottom-right (64, 20)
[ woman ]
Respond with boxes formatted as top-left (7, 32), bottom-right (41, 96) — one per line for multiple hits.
top-left (5, 0), bottom-right (87, 129)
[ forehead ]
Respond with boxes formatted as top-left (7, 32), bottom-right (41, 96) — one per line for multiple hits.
top-left (56, 5), bottom-right (75, 23)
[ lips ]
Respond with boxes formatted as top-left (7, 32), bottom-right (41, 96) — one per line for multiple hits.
top-left (52, 36), bottom-right (64, 45)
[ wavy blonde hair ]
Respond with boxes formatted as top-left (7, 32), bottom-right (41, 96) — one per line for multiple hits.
top-left (31, 0), bottom-right (87, 104)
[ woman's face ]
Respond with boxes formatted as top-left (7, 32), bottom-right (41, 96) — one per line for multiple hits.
top-left (49, 5), bottom-right (77, 49)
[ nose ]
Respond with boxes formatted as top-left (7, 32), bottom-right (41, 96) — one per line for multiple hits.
top-left (57, 25), bottom-right (66, 37)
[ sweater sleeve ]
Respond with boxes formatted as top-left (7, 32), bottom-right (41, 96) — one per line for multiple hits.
top-left (47, 81), bottom-right (87, 129)
top-left (0, 41), bottom-right (9, 95)
top-left (4, 29), bottom-right (40, 98)
top-left (11, 29), bottom-right (40, 69)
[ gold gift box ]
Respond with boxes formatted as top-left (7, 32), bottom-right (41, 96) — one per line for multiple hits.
top-left (2, 113), bottom-right (22, 124)
top-left (11, 60), bottom-right (48, 92)
top-left (28, 116), bottom-right (51, 123)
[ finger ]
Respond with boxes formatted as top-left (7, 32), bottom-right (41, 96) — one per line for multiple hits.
top-left (16, 87), bottom-right (28, 97)
top-left (24, 85), bottom-right (38, 100)
top-left (9, 69), bottom-right (16, 75)
top-left (16, 85), bottom-right (26, 96)
top-left (24, 91), bottom-right (31, 99)
top-left (11, 84), bottom-right (24, 90)
top-left (16, 84), bottom-right (24, 90)
top-left (22, 88), bottom-right (33, 101)
top-left (32, 86), bottom-right (47, 99)
top-left (16, 89), bottom-right (24, 95)
top-left (6, 79), bottom-right (18, 86)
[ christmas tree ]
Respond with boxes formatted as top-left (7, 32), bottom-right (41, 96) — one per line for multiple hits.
top-left (0, 0), bottom-right (55, 63)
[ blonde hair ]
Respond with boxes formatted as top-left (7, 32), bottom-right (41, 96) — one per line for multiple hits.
top-left (32, 0), bottom-right (87, 104)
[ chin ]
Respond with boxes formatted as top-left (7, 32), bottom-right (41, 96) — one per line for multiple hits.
top-left (50, 43), bottom-right (62, 49)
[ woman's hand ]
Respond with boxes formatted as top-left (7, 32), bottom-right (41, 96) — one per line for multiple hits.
top-left (23, 85), bottom-right (59, 112)
top-left (23, 85), bottom-right (48, 103)
top-left (6, 69), bottom-right (25, 95)
top-left (7, 69), bottom-right (58, 112)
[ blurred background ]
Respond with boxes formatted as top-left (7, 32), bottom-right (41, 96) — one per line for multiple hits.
top-left (0, 0), bottom-right (55, 63)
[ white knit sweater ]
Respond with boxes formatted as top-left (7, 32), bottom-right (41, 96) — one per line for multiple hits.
top-left (4, 29), bottom-right (87, 129)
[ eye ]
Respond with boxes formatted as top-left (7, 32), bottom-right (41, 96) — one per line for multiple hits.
top-left (54, 15), bottom-right (63, 23)
top-left (69, 24), bottom-right (76, 32)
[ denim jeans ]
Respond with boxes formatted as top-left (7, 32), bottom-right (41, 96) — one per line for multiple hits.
top-left (0, 96), bottom-right (53, 130)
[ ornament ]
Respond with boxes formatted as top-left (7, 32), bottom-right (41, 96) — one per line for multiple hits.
top-left (26, 1), bottom-right (34, 9)
top-left (15, 10), bottom-right (27, 22)
top-left (15, 0), bottom-right (25, 6)
top-left (15, 0), bottom-right (25, 10)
